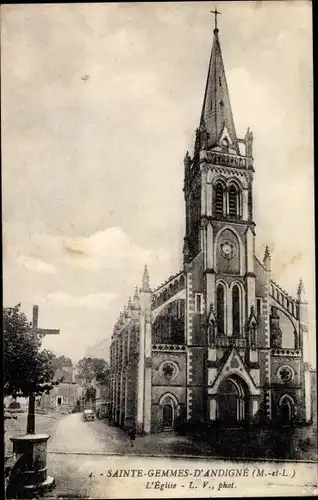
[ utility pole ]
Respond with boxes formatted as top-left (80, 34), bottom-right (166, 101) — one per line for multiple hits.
top-left (27, 305), bottom-right (60, 434)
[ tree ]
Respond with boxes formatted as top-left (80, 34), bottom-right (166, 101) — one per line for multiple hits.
top-left (3, 304), bottom-right (59, 398)
top-left (85, 386), bottom-right (97, 402)
top-left (77, 357), bottom-right (109, 383)
top-left (51, 355), bottom-right (73, 372)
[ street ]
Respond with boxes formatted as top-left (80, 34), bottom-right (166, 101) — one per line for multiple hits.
top-left (4, 411), bottom-right (317, 498)
top-left (46, 412), bottom-right (207, 498)
top-left (44, 413), bottom-right (317, 499)
top-left (47, 412), bottom-right (202, 456)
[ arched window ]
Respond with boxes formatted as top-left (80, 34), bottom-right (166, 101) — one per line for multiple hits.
top-left (232, 285), bottom-right (241, 337)
top-left (214, 183), bottom-right (224, 215)
top-left (228, 184), bottom-right (238, 217)
top-left (216, 284), bottom-right (225, 335)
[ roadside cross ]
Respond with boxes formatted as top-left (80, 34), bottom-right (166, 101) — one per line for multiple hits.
top-left (30, 305), bottom-right (60, 339)
top-left (27, 305), bottom-right (60, 434)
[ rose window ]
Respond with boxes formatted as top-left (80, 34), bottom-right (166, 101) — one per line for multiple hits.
top-left (278, 366), bottom-right (294, 383)
top-left (159, 362), bottom-right (179, 382)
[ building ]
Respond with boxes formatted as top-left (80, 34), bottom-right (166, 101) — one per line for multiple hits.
top-left (91, 374), bottom-right (111, 417)
top-left (109, 18), bottom-right (315, 435)
top-left (4, 397), bottom-right (29, 411)
top-left (40, 365), bottom-right (84, 412)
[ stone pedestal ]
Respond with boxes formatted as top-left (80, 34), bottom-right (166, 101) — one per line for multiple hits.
top-left (10, 434), bottom-right (55, 497)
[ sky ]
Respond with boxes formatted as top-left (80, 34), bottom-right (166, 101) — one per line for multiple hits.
top-left (2, 1), bottom-right (314, 365)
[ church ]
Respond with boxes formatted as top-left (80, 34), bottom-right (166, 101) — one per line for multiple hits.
top-left (109, 15), bottom-right (313, 434)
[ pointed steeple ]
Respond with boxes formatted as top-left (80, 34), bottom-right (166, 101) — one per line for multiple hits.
top-left (118, 311), bottom-right (124, 326)
top-left (200, 19), bottom-right (238, 152)
top-left (183, 237), bottom-right (190, 263)
top-left (141, 264), bottom-right (151, 292)
top-left (132, 286), bottom-right (140, 309)
top-left (127, 296), bottom-right (132, 317)
top-left (123, 305), bottom-right (128, 318)
top-left (184, 151), bottom-right (191, 175)
top-left (297, 278), bottom-right (307, 303)
top-left (263, 245), bottom-right (271, 272)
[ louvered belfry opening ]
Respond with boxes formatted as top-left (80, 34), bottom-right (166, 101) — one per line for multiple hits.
top-left (229, 184), bottom-right (238, 217)
top-left (215, 183), bottom-right (224, 215)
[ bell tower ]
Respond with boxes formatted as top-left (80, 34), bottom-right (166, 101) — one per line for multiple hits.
top-left (183, 11), bottom-right (260, 424)
top-left (183, 17), bottom-right (256, 338)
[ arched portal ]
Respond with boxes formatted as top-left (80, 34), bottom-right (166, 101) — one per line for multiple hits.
top-left (279, 395), bottom-right (294, 426)
top-left (217, 376), bottom-right (249, 425)
top-left (159, 393), bottom-right (179, 431)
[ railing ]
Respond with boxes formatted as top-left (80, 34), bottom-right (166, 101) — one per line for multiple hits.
top-left (270, 280), bottom-right (299, 320)
top-left (152, 344), bottom-right (186, 352)
top-left (206, 151), bottom-right (247, 169)
top-left (152, 272), bottom-right (185, 310)
top-left (271, 348), bottom-right (301, 357)
top-left (214, 337), bottom-right (247, 348)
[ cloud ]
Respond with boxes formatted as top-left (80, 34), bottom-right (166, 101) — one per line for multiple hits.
top-left (61, 227), bottom-right (166, 275)
top-left (17, 255), bottom-right (56, 275)
top-left (41, 291), bottom-right (118, 310)
top-left (227, 67), bottom-right (272, 136)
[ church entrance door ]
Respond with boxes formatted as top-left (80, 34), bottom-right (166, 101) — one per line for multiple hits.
top-left (163, 404), bottom-right (173, 430)
top-left (280, 397), bottom-right (293, 426)
top-left (217, 376), bottom-right (249, 426)
top-left (159, 394), bottom-right (178, 431)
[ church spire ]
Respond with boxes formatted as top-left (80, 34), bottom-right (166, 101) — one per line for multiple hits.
top-left (297, 278), bottom-right (307, 303)
top-left (200, 11), bottom-right (238, 152)
top-left (263, 245), bottom-right (271, 272)
top-left (141, 264), bottom-right (151, 292)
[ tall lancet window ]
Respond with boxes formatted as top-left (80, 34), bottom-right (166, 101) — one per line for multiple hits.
top-left (232, 285), bottom-right (241, 337)
top-left (214, 183), bottom-right (224, 216)
top-left (216, 284), bottom-right (225, 335)
top-left (229, 184), bottom-right (239, 217)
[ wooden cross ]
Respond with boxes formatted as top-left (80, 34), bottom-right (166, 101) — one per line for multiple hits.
top-left (27, 305), bottom-right (60, 434)
top-left (211, 6), bottom-right (221, 31)
top-left (31, 305), bottom-right (60, 339)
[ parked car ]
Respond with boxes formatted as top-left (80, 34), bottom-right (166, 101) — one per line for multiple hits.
top-left (83, 409), bottom-right (95, 422)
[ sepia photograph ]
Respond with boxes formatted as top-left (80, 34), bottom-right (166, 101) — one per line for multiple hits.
top-left (2, 1), bottom-right (317, 498)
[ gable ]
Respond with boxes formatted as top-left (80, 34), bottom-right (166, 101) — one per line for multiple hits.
top-left (208, 348), bottom-right (260, 396)
top-left (218, 125), bottom-right (232, 146)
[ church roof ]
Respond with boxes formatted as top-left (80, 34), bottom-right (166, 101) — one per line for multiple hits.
top-left (200, 27), bottom-right (238, 152)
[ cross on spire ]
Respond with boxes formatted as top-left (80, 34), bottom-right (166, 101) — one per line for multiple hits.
top-left (211, 6), bottom-right (221, 33)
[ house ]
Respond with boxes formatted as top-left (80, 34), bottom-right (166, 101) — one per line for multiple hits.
top-left (40, 365), bottom-right (84, 412)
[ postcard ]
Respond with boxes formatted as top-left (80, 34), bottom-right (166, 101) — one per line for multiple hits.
top-left (2, 2), bottom-right (316, 498)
